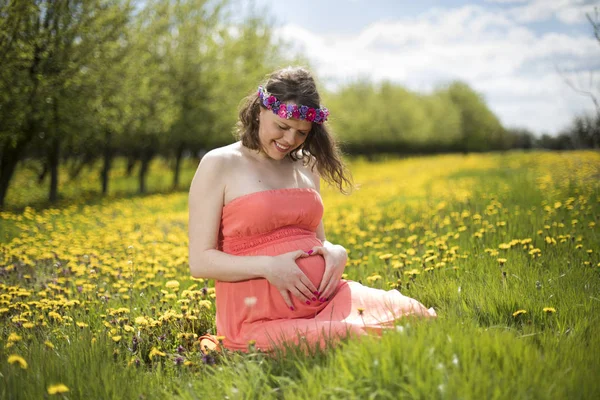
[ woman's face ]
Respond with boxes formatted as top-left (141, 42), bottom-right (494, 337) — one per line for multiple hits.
top-left (257, 106), bottom-right (312, 161)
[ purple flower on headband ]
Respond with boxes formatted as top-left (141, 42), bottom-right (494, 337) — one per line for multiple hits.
top-left (278, 104), bottom-right (288, 119)
top-left (256, 86), bottom-right (329, 124)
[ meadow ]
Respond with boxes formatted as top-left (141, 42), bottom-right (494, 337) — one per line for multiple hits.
top-left (1, 151), bottom-right (599, 399)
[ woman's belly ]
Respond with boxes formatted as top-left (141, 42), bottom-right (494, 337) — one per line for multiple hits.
top-left (215, 236), bottom-right (329, 330)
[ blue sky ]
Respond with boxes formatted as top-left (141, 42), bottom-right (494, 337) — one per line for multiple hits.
top-left (243, 0), bottom-right (599, 134)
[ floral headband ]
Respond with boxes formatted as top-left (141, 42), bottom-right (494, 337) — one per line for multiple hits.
top-left (257, 86), bottom-right (329, 124)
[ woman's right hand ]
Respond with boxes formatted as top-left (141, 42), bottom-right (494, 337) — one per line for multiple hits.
top-left (264, 250), bottom-right (319, 310)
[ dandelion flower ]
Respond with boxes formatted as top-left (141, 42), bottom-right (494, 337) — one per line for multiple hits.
top-left (7, 333), bottom-right (22, 342)
top-left (111, 335), bottom-right (122, 343)
top-left (244, 297), bottom-right (257, 307)
top-left (47, 384), bottom-right (69, 395)
top-left (8, 354), bottom-right (28, 369)
top-left (149, 347), bottom-right (166, 360)
top-left (543, 307), bottom-right (556, 314)
top-left (44, 340), bottom-right (55, 349)
top-left (512, 309), bottom-right (527, 317)
top-left (165, 280), bottom-right (180, 291)
top-left (357, 307), bottom-right (365, 316)
top-left (497, 258), bottom-right (507, 265)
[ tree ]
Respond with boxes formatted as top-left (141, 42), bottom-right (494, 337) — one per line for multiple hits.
top-left (0, 0), bottom-right (131, 206)
top-left (443, 81), bottom-right (506, 152)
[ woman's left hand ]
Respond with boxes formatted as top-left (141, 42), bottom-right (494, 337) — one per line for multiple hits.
top-left (310, 242), bottom-right (348, 302)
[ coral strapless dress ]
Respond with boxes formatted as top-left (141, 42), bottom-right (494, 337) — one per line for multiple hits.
top-left (215, 187), bottom-right (435, 352)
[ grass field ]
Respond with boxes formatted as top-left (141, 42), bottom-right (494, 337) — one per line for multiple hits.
top-left (1, 151), bottom-right (599, 399)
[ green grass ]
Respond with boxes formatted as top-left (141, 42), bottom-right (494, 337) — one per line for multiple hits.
top-left (1, 151), bottom-right (599, 399)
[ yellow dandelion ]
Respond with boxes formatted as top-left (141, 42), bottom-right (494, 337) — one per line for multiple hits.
top-left (8, 332), bottom-right (22, 342)
top-left (512, 309), bottom-right (527, 317)
top-left (198, 300), bottom-right (212, 309)
top-left (76, 322), bottom-right (89, 329)
top-left (44, 340), bottom-right (55, 349)
top-left (22, 322), bottom-right (34, 329)
top-left (497, 258), bottom-right (507, 265)
top-left (47, 384), bottom-right (69, 395)
top-left (165, 280), bottom-right (180, 291)
top-left (148, 347), bottom-right (166, 360)
top-left (404, 269), bottom-right (421, 276)
top-left (8, 354), bottom-right (28, 369)
top-left (366, 274), bottom-right (382, 283)
top-left (357, 307), bottom-right (365, 316)
top-left (543, 307), bottom-right (556, 314)
top-left (111, 335), bottom-right (122, 343)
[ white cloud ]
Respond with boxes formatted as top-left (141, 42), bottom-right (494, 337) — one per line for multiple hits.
top-left (276, 4), bottom-right (599, 134)
top-left (492, 0), bottom-right (598, 25)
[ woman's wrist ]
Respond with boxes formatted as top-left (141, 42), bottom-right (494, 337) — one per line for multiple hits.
top-left (258, 255), bottom-right (275, 280)
top-left (323, 241), bottom-right (348, 259)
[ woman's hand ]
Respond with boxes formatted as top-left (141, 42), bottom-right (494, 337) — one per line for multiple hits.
top-left (264, 250), bottom-right (319, 310)
top-left (311, 242), bottom-right (348, 301)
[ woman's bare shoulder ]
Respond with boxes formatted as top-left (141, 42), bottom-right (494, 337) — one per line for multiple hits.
top-left (190, 143), bottom-right (244, 192)
top-left (298, 152), bottom-right (320, 189)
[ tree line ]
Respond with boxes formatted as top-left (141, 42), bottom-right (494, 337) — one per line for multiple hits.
top-left (1, 1), bottom-right (598, 208)
top-left (0, 0), bottom-right (300, 208)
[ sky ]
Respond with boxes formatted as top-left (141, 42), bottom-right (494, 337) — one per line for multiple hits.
top-left (245, 0), bottom-right (600, 135)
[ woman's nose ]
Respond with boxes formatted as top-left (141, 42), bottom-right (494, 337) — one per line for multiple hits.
top-left (282, 131), bottom-right (296, 145)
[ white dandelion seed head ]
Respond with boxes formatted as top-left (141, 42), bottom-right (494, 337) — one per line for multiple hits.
top-left (452, 354), bottom-right (459, 366)
top-left (244, 296), bottom-right (257, 307)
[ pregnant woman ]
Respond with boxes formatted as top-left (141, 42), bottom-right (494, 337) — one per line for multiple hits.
top-left (188, 67), bottom-right (436, 352)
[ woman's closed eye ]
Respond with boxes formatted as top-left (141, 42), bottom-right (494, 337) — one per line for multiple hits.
top-left (278, 124), bottom-right (307, 136)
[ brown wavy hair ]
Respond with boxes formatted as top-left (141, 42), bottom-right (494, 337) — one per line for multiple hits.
top-left (236, 67), bottom-right (353, 194)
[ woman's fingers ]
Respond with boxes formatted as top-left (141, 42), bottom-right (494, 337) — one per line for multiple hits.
top-left (293, 249), bottom-right (311, 259)
top-left (310, 246), bottom-right (326, 255)
top-left (318, 268), bottom-right (333, 294)
top-left (298, 274), bottom-right (318, 296)
top-left (320, 280), bottom-right (337, 301)
top-left (279, 290), bottom-right (294, 310)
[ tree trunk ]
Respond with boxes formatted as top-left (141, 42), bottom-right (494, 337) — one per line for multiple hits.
top-left (48, 96), bottom-right (60, 203)
top-left (48, 136), bottom-right (60, 203)
top-left (172, 142), bottom-right (184, 190)
top-left (138, 149), bottom-right (154, 194)
top-left (101, 130), bottom-right (113, 195)
top-left (37, 162), bottom-right (48, 184)
top-left (126, 153), bottom-right (137, 177)
top-left (0, 145), bottom-right (21, 209)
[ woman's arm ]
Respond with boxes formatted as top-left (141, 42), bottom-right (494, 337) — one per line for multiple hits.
top-left (188, 150), bottom-right (318, 306)
top-left (188, 150), bottom-right (270, 281)
top-left (308, 159), bottom-right (348, 298)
